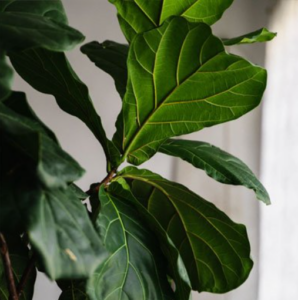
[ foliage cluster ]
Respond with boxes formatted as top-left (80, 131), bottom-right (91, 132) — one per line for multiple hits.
top-left (0, 1), bottom-right (276, 299)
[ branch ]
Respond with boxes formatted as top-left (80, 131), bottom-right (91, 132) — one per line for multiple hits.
top-left (17, 254), bottom-right (36, 298)
top-left (0, 233), bottom-right (19, 300)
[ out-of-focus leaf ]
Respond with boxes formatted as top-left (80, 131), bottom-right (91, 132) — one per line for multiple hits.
top-left (0, 12), bottom-right (84, 52)
top-left (159, 139), bottom-right (270, 204)
top-left (119, 167), bottom-right (253, 293)
top-left (1, 175), bottom-right (108, 280)
top-left (109, 0), bottom-right (233, 42)
top-left (81, 41), bottom-right (129, 99)
top-left (223, 28), bottom-right (277, 46)
top-left (0, 0), bottom-right (67, 23)
top-left (58, 280), bottom-right (89, 300)
top-left (0, 51), bottom-right (13, 101)
top-left (117, 17), bottom-right (267, 165)
top-left (0, 234), bottom-right (36, 300)
top-left (9, 49), bottom-right (120, 167)
top-left (0, 98), bottom-right (84, 189)
top-left (87, 185), bottom-right (174, 300)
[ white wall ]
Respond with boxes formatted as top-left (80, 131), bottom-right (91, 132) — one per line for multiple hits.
top-left (10, 1), bottom-right (270, 299)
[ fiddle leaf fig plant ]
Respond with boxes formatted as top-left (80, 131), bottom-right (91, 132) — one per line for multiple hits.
top-left (0, 1), bottom-right (276, 299)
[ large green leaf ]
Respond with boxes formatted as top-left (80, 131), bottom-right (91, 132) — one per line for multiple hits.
top-left (0, 96), bottom-right (85, 189)
top-left (116, 17), bottom-right (267, 165)
top-left (0, 12), bottom-right (84, 52)
top-left (3, 91), bottom-right (58, 142)
top-left (0, 51), bottom-right (13, 101)
top-left (223, 28), bottom-right (277, 46)
top-left (81, 41), bottom-right (129, 99)
top-left (0, 235), bottom-right (36, 300)
top-left (8, 49), bottom-right (120, 167)
top-left (0, 0), bottom-right (67, 23)
top-left (118, 167), bottom-right (253, 293)
top-left (1, 174), bottom-right (108, 280)
top-left (159, 139), bottom-right (270, 204)
top-left (0, 0), bottom-right (83, 52)
top-left (107, 179), bottom-right (192, 300)
top-left (87, 185), bottom-right (174, 300)
top-left (109, 0), bottom-right (233, 42)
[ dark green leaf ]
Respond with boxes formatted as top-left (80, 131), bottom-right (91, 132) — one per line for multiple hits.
top-left (0, 97), bottom-right (84, 189)
top-left (69, 184), bottom-right (88, 201)
top-left (3, 91), bottom-right (58, 142)
top-left (58, 280), bottom-right (89, 300)
top-left (81, 41), bottom-right (129, 99)
top-left (107, 178), bottom-right (192, 300)
top-left (109, 0), bottom-right (233, 42)
top-left (9, 49), bottom-right (120, 167)
top-left (0, 12), bottom-right (84, 52)
top-left (0, 234), bottom-right (36, 300)
top-left (119, 167), bottom-right (253, 293)
top-left (0, 0), bottom-right (67, 24)
top-left (223, 28), bottom-right (277, 46)
top-left (159, 139), bottom-right (270, 204)
top-left (117, 17), bottom-right (267, 165)
top-left (0, 51), bottom-right (13, 101)
top-left (87, 185), bottom-right (174, 300)
top-left (3, 176), bottom-right (108, 280)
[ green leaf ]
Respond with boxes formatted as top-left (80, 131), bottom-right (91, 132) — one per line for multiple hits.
top-left (8, 49), bottom-right (120, 167)
top-left (81, 41), bottom-right (129, 99)
top-left (58, 280), bottom-right (89, 300)
top-left (0, 235), bottom-right (36, 300)
top-left (0, 0), bottom-right (67, 24)
top-left (3, 91), bottom-right (58, 142)
top-left (109, 0), bottom-right (233, 42)
top-left (87, 185), bottom-right (174, 300)
top-left (0, 12), bottom-right (84, 52)
top-left (107, 178), bottom-right (192, 300)
top-left (0, 51), bottom-right (13, 101)
top-left (0, 96), bottom-right (85, 189)
top-left (118, 167), bottom-right (253, 293)
top-left (0, 0), bottom-right (83, 52)
top-left (223, 28), bottom-right (277, 46)
top-left (3, 175), bottom-right (108, 280)
top-left (117, 17), bottom-right (267, 165)
top-left (159, 139), bottom-right (270, 204)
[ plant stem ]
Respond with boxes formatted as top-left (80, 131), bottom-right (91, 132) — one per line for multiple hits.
top-left (86, 168), bottom-right (117, 195)
top-left (17, 253), bottom-right (36, 298)
top-left (0, 233), bottom-right (19, 300)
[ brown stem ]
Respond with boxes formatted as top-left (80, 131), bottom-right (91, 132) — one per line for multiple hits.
top-left (86, 168), bottom-right (117, 195)
top-left (0, 233), bottom-right (19, 300)
top-left (17, 254), bottom-right (36, 298)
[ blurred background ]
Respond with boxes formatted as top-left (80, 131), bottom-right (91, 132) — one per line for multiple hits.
top-left (11, 0), bottom-right (298, 299)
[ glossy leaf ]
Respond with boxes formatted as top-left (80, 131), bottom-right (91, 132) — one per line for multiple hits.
top-left (119, 167), bottom-right (253, 293)
top-left (109, 0), bottom-right (233, 42)
top-left (87, 185), bottom-right (174, 300)
top-left (0, 235), bottom-right (36, 300)
top-left (0, 96), bottom-right (85, 189)
top-left (81, 41), bottom-right (129, 99)
top-left (117, 17), bottom-right (267, 165)
top-left (159, 139), bottom-right (270, 204)
top-left (223, 28), bottom-right (277, 46)
top-left (0, 51), bottom-right (13, 101)
top-left (0, 12), bottom-right (84, 52)
top-left (9, 49), bottom-right (120, 167)
top-left (108, 179), bottom-right (192, 300)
